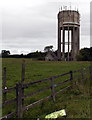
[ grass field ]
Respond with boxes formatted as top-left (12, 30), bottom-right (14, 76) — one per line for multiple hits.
top-left (2, 58), bottom-right (91, 118)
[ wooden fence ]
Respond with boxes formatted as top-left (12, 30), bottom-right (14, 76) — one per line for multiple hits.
top-left (1, 64), bottom-right (92, 119)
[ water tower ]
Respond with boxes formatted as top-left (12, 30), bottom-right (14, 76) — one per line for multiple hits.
top-left (57, 8), bottom-right (80, 61)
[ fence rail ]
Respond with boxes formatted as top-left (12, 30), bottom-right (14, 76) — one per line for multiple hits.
top-left (1, 112), bottom-right (16, 119)
top-left (23, 95), bottom-right (52, 112)
top-left (3, 98), bottom-right (16, 105)
top-left (2, 86), bottom-right (16, 93)
top-left (23, 86), bottom-right (51, 99)
top-left (1, 64), bottom-right (91, 119)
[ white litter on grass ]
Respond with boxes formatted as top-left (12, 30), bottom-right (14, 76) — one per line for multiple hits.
top-left (5, 87), bottom-right (7, 89)
top-left (45, 109), bottom-right (66, 119)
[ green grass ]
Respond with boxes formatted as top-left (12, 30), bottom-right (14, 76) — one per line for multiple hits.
top-left (2, 58), bottom-right (91, 118)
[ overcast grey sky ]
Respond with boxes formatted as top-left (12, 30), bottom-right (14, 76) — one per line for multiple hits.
top-left (0, 0), bottom-right (91, 54)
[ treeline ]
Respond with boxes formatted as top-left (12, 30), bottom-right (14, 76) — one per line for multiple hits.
top-left (0, 50), bottom-right (46, 60)
top-left (0, 47), bottom-right (92, 61)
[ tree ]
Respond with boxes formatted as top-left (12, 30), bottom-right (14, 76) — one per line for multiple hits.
top-left (44, 45), bottom-right (53, 52)
top-left (1, 50), bottom-right (10, 57)
top-left (76, 47), bottom-right (92, 61)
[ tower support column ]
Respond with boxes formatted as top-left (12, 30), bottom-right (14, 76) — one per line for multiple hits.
top-left (62, 27), bottom-right (65, 60)
top-left (57, 27), bottom-right (61, 60)
top-left (68, 26), bottom-right (70, 61)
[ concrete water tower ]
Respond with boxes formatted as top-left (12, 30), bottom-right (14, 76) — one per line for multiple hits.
top-left (57, 8), bottom-right (80, 61)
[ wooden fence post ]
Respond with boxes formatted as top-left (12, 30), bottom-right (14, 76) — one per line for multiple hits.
top-left (89, 66), bottom-right (92, 86)
top-left (21, 60), bottom-right (25, 106)
top-left (21, 60), bottom-right (25, 83)
top-left (70, 71), bottom-right (73, 86)
top-left (51, 78), bottom-right (55, 102)
top-left (3, 67), bottom-right (7, 101)
top-left (16, 83), bottom-right (23, 118)
top-left (81, 69), bottom-right (84, 82)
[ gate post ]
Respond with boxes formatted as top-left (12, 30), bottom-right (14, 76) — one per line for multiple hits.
top-left (51, 78), bottom-right (55, 102)
top-left (16, 83), bottom-right (23, 118)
